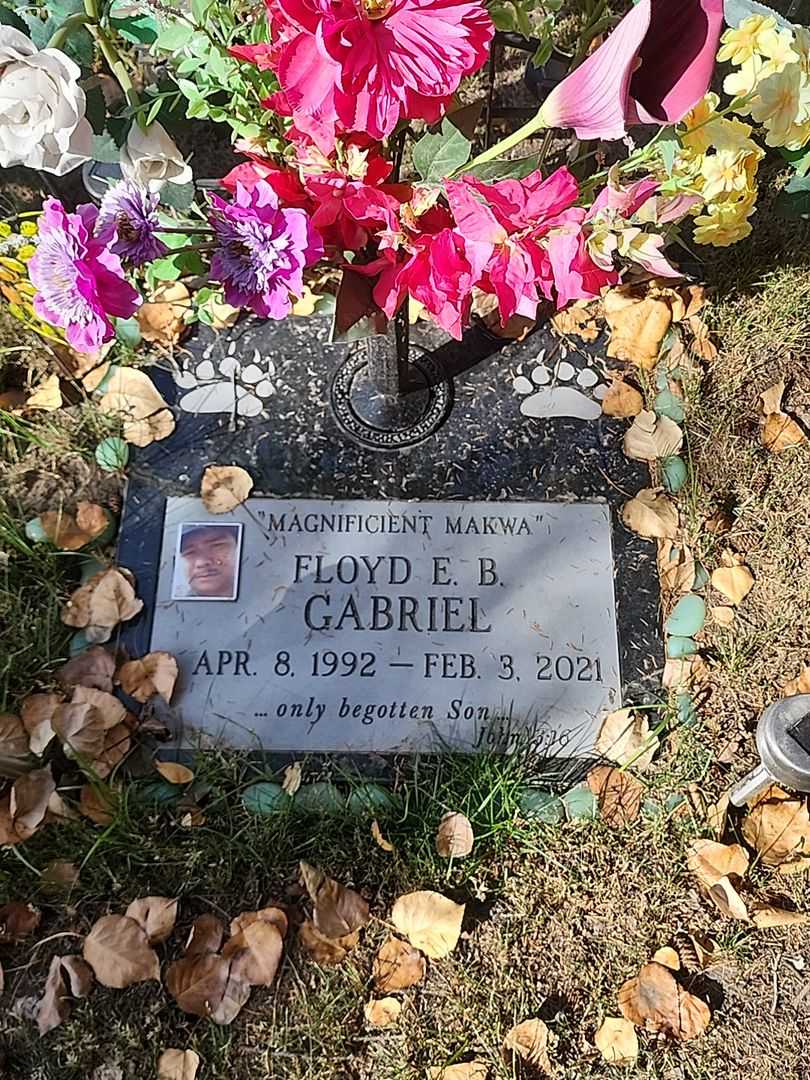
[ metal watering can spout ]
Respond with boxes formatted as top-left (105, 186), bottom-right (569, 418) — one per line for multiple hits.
top-left (730, 694), bottom-right (810, 807)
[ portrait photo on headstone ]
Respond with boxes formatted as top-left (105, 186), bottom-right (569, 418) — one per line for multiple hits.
top-left (172, 521), bottom-right (243, 602)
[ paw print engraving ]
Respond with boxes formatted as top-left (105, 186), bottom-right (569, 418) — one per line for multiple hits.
top-left (173, 342), bottom-right (276, 417)
top-left (512, 352), bottom-right (607, 421)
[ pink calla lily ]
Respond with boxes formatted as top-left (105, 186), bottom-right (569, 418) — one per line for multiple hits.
top-left (537, 0), bottom-right (724, 140)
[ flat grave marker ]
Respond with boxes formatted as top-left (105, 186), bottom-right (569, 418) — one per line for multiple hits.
top-left (149, 496), bottom-right (621, 754)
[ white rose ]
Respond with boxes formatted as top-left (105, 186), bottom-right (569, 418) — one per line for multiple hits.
top-left (0, 27), bottom-right (92, 176)
top-left (120, 122), bottom-right (192, 192)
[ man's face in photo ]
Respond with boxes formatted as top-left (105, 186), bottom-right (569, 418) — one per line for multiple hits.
top-left (180, 527), bottom-right (238, 598)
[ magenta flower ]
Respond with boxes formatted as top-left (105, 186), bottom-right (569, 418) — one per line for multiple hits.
top-left (538, 0), bottom-right (724, 139)
top-left (209, 180), bottom-right (323, 319)
top-left (29, 198), bottom-right (140, 353)
top-left (263, 0), bottom-right (493, 148)
top-left (97, 180), bottom-right (168, 266)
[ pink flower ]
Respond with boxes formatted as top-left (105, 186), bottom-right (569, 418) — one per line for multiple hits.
top-left (447, 167), bottom-right (614, 320)
top-left (260, 0), bottom-right (493, 148)
top-left (538, 0), bottom-right (724, 139)
top-left (29, 198), bottom-right (140, 352)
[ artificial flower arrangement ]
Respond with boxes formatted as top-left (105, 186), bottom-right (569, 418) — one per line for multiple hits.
top-left (0, 0), bottom-right (808, 360)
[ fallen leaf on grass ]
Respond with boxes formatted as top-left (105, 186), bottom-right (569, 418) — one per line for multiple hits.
top-left (623, 410), bottom-right (683, 461)
top-left (0, 901), bottom-right (41, 942)
top-left (373, 936), bottom-right (426, 992)
top-left (428, 1063), bottom-right (489, 1080)
top-left (783, 665), bottom-right (810, 696)
top-left (711, 605), bottom-right (735, 627)
top-left (39, 502), bottom-right (109, 551)
top-left (604, 289), bottom-right (672, 370)
top-left (20, 693), bottom-right (61, 756)
top-left (436, 811), bottom-right (474, 858)
top-left (657, 541), bottom-right (696, 596)
top-left (53, 691), bottom-right (124, 759)
top-left (742, 785), bottom-right (810, 867)
top-left (283, 762), bottom-right (302, 796)
top-left (759, 381), bottom-right (808, 453)
top-left (391, 891), bottom-right (464, 959)
top-left (551, 302), bottom-right (600, 341)
top-left (364, 996), bottom-right (402, 1027)
top-left (116, 652), bottom-right (177, 704)
top-left (57, 647), bottom-right (115, 693)
top-left (298, 919), bottom-right (359, 965)
top-left (751, 903), bottom-right (810, 928)
top-left (137, 283), bottom-right (191, 347)
top-left (125, 897), bottom-right (178, 945)
top-left (83, 913), bottom-right (160, 988)
top-left (99, 367), bottom-right (175, 447)
top-left (222, 919), bottom-right (284, 987)
top-left (200, 465), bottom-right (253, 513)
top-left (601, 377), bottom-right (644, 418)
top-left (371, 819), bottom-right (394, 852)
top-left (618, 961), bottom-right (710, 1040)
top-left (687, 314), bottom-right (717, 361)
top-left (79, 783), bottom-right (118, 825)
top-left (26, 373), bottom-right (62, 411)
top-left (155, 761), bottom-right (194, 785)
top-left (10, 764), bottom-right (55, 839)
top-left (61, 568), bottom-right (143, 644)
top-left (186, 914), bottom-right (225, 956)
top-left (42, 860), bottom-right (80, 889)
top-left (652, 946), bottom-right (681, 971)
top-left (687, 839), bottom-right (749, 920)
top-left (621, 489), bottom-right (678, 540)
top-left (299, 862), bottom-right (369, 939)
top-left (0, 711), bottom-right (30, 758)
top-left (166, 914), bottom-right (251, 1025)
top-left (587, 766), bottom-right (643, 827)
top-left (595, 708), bottom-right (657, 769)
top-left (711, 550), bottom-right (754, 606)
top-left (706, 794), bottom-right (730, 840)
top-left (502, 1018), bottom-right (551, 1072)
top-left (594, 1016), bottom-right (638, 1064)
top-left (37, 955), bottom-right (94, 1035)
top-left (157, 1049), bottom-right (200, 1080)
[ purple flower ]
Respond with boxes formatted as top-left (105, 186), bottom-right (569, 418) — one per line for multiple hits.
top-left (29, 198), bottom-right (140, 353)
top-left (97, 180), bottom-right (168, 266)
top-left (209, 180), bottom-right (323, 319)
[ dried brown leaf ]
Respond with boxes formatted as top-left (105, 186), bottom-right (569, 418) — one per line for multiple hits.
top-left (783, 665), bottom-right (810, 696)
top-left (92, 723), bottom-right (131, 778)
top-left (711, 562), bottom-right (754, 606)
top-left (502, 1017), bottom-right (551, 1072)
top-left (185, 914), bottom-right (225, 957)
top-left (98, 367), bottom-right (175, 447)
top-left (299, 862), bottom-right (369, 939)
top-left (436, 811), bottom-right (474, 858)
top-left (155, 761), bottom-right (194, 785)
top-left (57, 647), bottom-right (115, 693)
top-left (79, 783), bottom-right (118, 826)
top-left (623, 410), bottom-right (683, 461)
top-left (742, 786), bottom-right (810, 866)
top-left (587, 765), bottom-right (643, 828)
top-left (601, 378), bottom-right (644, 418)
top-left (200, 465), bottom-right (253, 513)
top-left (760, 381), bottom-right (786, 415)
top-left (594, 1016), bottom-right (639, 1064)
top-left (157, 1049), bottom-right (200, 1080)
top-left (125, 897), bottom-right (178, 945)
top-left (221, 920), bottom-right (283, 987)
top-left (0, 712), bottom-right (29, 757)
top-left (364, 997), bottom-right (402, 1027)
top-left (604, 289), bottom-right (673, 369)
top-left (428, 1064), bottom-right (489, 1080)
top-left (10, 764), bottom-right (55, 840)
top-left (117, 652), bottom-right (178, 704)
top-left (82, 914), bottom-right (160, 988)
top-left (42, 860), bottom-right (80, 889)
top-left (652, 946), bottom-right (681, 971)
top-left (26, 373), bottom-right (62, 411)
top-left (0, 901), bottom-right (41, 942)
top-left (137, 283), bottom-right (190, 347)
top-left (657, 541), bottom-right (696, 596)
top-left (373, 936), bottom-right (426, 992)
top-left (687, 839), bottom-right (749, 889)
top-left (551, 303), bottom-right (600, 341)
top-left (391, 891), bottom-right (464, 959)
top-left (595, 709), bottom-right (657, 769)
top-left (20, 693), bottom-right (61, 756)
top-left (618, 961), bottom-right (710, 1040)
top-left (230, 907), bottom-right (288, 939)
top-left (761, 411), bottom-right (808, 452)
top-left (61, 568), bottom-right (143, 643)
top-left (298, 919), bottom-right (359, 965)
top-left (282, 762), bottom-right (302, 796)
top-left (751, 904), bottom-right (810, 928)
top-left (621, 489), bottom-right (678, 540)
top-left (37, 955), bottom-right (94, 1035)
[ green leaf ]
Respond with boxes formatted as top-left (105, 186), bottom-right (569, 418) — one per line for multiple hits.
top-left (91, 132), bottom-right (121, 163)
top-left (780, 144), bottom-right (810, 178)
top-left (46, 0), bottom-right (84, 19)
top-left (531, 38), bottom-right (553, 69)
top-left (774, 174), bottom-right (810, 219)
top-left (191, 0), bottom-right (215, 20)
top-left (22, 12), bottom-right (58, 48)
top-left (110, 12), bottom-right (159, 44)
top-left (657, 125), bottom-right (679, 177)
top-left (154, 20), bottom-right (194, 51)
top-left (464, 154), bottom-right (540, 181)
top-left (0, 5), bottom-right (28, 32)
top-left (144, 95), bottom-right (165, 127)
top-left (724, 0), bottom-right (794, 29)
top-left (489, 3), bottom-right (517, 31)
top-left (158, 180), bottom-right (195, 211)
top-left (95, 436), bottom-right (130, 471)
top-left (114, 317), bottom-right (141, 348)
top-left (412, 117), bottom-right (472, 182)
top-left (186, 96), bottom-right (209, 119)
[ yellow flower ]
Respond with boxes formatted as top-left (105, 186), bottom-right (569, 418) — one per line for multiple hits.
top-left (795, 27), bottom-right (810, 75)
top-left (718, 14), bottom-right (780, 66)
top-left (778, 118), bottom-right (810, 151)
top-left (711, 115), bottom-right (762, 157)
top-left (19, 220), bottom-right (38, 237)
top-left (7, 302), bottom-right (26, 320)
top-left (17, 243), bottom-right (36, 261)
top-left (680, 93), bottom-right (722, 155)
top-left (760, 28), bottom-right (799, 70)
top-left (0, 222), bottom-right (11, 239)
top-left (700, 149), bottom-right (751, 202)
top-left (693, 199), bottom-right (755, 247)
top-left (751, 65), bottom-right (810, 146)
top-left (723, 56), bottom-right (777, 112)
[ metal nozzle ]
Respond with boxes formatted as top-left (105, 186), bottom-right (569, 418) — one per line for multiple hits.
top-left (729, 763), bottom-right (773, 807)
